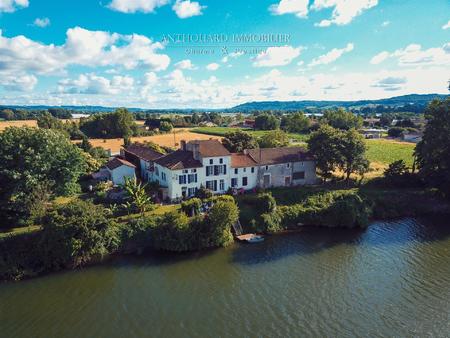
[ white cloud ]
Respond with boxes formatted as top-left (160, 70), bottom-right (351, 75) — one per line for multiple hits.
top-left (253, 45), bottom-right (302, 67)
top-left (0, 0), bottom-right (28, 13)
top-left (107, 0), bottom-right (169, 13)
top-left (58, 74), bottom-right (134, 95)
top-left (0, 27), bottom-right (170, 77)
top-left (33, 17), bottom-right (51, 28)
top-left (206, 63), bottom-right (220, 71)
top-left (371, 76), bottom-right (406, 91)
top-left (370, 43), bottom-right (450, 67)
top-left (442, 20), bottom-right (450, 30)
top-left (175, 59), bottom-right (196, 70)
top-left (309, 43), bottom-right (354, 67)
top-left (172, 0), bottom-right (205, 18)
top-left (222, 51), bottom-right (244, 63)
top-left (370, 51), bottom-right (390, 65)
top-left (381, 20), bottom-right (390, 27)
top-left (269, 0), bottom-right (309, 18)
top-left (0, 74), bottom-right (37, 91)
top-left (312, 0), bottom-right (378, 27)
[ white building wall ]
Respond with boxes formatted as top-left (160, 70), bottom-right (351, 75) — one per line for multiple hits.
top-left (108, 165), bottom-right (135, 186)
top-left (292, 161), bottom-right (317, 185)
top-left (229, 166), bottom-right (258, 190)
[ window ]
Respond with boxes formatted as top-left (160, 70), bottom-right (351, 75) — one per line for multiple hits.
top-left (179, 175), bottom-right (187, 184)
top-left (293, 171), bottom-right (305, 180)
top-left (188, 187), bottom-right (197, 196)
top-left (182, 169), bottom-right (188, 174)
top-left (213, 165), bottom-right (227, 176)
top-left (188, 173), bottom-right (197, 183)
top-left (265, 166), bottom-right (269, 170)
top-left (243, 168), bottom-right (246, 172)
top-left (251, 167), bottom-right (255, 173)
top-left (219, 179), bottom-right (225, 191)
top-left (161, 172), bottom-right (166, 181)
top-left (206, 180), bottom-right (217, 191)
top-left (286, 163), bottom-right (290, 168)
top-left (219, 158), bottom-right (223, 164)
top-left (231, 178), bottom-right (238, 187)
top-left (155, 166), bottom-right (159, 176)
top-left (209, 159), bottom-right (213, 165)
top-left (191, 169), bottom-right (197, 173)
top-left (206, 166), bottom-right (213, 176)
top-left (242, 177), bottom-right (248, 186)
top-left (234, 168), bottom-right (238, 174)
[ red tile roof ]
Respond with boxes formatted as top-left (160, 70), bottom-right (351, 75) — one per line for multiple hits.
top-left (155, 150), bottom-right (203, 170)
top-left (246, 147), bottom-right (314, 165)
top-left (187, 139), bottom-right (230, 157)
top-left (124, 143), bottom-right (164, 161)
top-left (231, 153), bottom-right (258, 168)
top-left (106, 157), bottom-right (136, 170)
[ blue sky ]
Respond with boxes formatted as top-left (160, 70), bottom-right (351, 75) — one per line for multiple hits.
top-left (0, 0), bottom-right (449, 108)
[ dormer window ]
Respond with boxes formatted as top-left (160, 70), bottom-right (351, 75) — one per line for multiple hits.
top-left (209, 159), bottom-right (213, 165)
top-left (219, 158), bottom-right (223, 164)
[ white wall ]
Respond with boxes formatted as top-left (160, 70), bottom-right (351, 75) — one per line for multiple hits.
top-left (108, 165), bottom-right (135, 186)
top-left (229, 166), bottom-right (258, 190)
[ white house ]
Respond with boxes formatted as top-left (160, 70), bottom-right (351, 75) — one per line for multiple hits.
top-left (121, 143), bottom-right (164, 181)
top-left (146, 139), bottom-right (317, 201)
top-left (105, 157), bottom-right (136, 186)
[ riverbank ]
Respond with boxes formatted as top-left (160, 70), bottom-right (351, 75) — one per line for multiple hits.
top-left (1, 184), bottom-right (450, 282)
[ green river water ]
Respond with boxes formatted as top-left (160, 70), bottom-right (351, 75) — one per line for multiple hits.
top-left (1, 218), bottom-right (449, 338)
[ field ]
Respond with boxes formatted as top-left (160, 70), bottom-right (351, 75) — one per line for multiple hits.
top-left (191, 127), bottom-right (309, 143)
top-left (365, 139), bottom-right (415, 166)
top-left (0, 120), bottom-right (37, 130)
top-left (83, 129), bottom-right (221, 153)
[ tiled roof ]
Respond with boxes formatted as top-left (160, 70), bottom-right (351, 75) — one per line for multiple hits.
top-left (124, 143), bottom-right (164, 161)
top-left (231, 153), bottom-right (258, 168)
top-left (155, 150), bottom-right (203, 170)
top-left (246, 147), bottom-right (314, 165)
top-left (188, 139), bottom-right (230, 157)
top-left (106, 157), bottom-right (136, 170)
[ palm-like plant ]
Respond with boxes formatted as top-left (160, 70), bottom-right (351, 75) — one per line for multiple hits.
top-left (122, 177), bottom-right (153, 215)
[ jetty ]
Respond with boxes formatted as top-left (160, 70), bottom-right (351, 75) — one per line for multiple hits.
top-left (232, 220), bottom-right (264, 243)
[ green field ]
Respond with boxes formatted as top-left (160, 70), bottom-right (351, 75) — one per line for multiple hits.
top-left (191, 127), bottom-right (309, 143)
top-left (365, 139), bottom-right (415, 166)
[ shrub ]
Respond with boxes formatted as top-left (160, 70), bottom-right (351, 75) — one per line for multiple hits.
top-left (181, 198), bottom-right (202, 216)
top-left (388, 127), bottom-right (405, 138)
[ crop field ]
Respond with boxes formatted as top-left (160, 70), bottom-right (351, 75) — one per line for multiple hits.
top-left (365, 139), bottom-right (415, 166)
top-left (191, 127), bottom-right (309, 143)
top-left (83, 129), bottom-right (221, 153)
top-left (0, 120), bottom-right (38, 130)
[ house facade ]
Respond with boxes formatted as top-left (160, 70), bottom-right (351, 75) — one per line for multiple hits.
top-left (131, 139), bottom-right (318, 201)
top-left (105, 157), bottom-right (136, 186)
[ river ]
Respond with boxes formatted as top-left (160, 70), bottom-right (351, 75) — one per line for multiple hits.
top-left (1, 218), bottom-right (449, 337)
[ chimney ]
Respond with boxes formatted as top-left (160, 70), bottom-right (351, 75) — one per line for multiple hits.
top-left (192, 143), bottom-right (200, 160)
top-left (180, 140), bottom-right (186, 151)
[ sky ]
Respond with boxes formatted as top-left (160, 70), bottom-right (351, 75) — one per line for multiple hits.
top-left (0, 0), bottom-right (449, 108)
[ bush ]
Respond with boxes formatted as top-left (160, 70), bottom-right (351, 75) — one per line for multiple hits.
top-left (181, 198), bottom-right (202, 216)
top-left (388, 127), bottom-right (405, 138)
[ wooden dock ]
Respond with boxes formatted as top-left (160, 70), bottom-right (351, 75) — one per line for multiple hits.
top-left (236, 233), bottom-right (264, 243)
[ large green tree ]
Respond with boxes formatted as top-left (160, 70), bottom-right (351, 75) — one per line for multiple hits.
top-left (323, 108), bottom-right (363, 130)
top-left (0, 127), bottom-right (86, 226)
top-left (222, 130), bottom-right (258, 152)
top-left (281, 112), bottom-right (310, 133)
top-left (258, 130), bottom-right (289, 148)
top-left (338, 129), bottom-right (369, 181)
top-left (415, 98), bottom-right (450, 197)
top-left (80, 108), bottom-right (136, 138)
top-left (254, 113), bottom-right (280, 130)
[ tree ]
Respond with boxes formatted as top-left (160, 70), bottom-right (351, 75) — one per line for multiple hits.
top-left (307, 125), bottom-right (341, 180)
top-left (122, 177), bottom-right (154, 215)
top-left (323, 108), bottom-right (363, 130)
top-left (159, 121), bottom-right (173, 132)
top-left (415, 98), bottom-right (450, 197)
top-left (0, 109), bottom-right (14, 120)
top-left (254, 113), bottom-right (280, 130)
top-left (222, 130), bottom-right (258, 152)
top-left (0, 127), bottom-right (87, 226)
top-left (337, 129), bottom-right (369, 181)
top-left (258, 130), bottom-right (289, 148)
top-left (281, 112), bottom-right (310, 133)
top-left (80, 108), bottom-right (136, 138)
top-left (37, 112), bottom-right (65, 130)
top-left (40, 200), bottom-right (120, 269)
top-left (388, 127), bottom-right (405, 138)
top-left (206, 199), bottom-right (238, 247)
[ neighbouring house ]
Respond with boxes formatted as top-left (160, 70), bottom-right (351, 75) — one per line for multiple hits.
top-left (198, 121), bottom-right (217, 127)
top-left (402, 132), bottom-right (423, 143)
top-left (360, 128), bottom-right (387, 139)
top-left (242, 119), bottom-right (255, 129)
top-left (105, 157), bottom-right (136, 186)
top-left (121, 143), bottom-right (164, 181)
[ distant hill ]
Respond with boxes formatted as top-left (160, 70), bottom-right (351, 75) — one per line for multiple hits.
top-left (229, 94), bottom-right (449, 112)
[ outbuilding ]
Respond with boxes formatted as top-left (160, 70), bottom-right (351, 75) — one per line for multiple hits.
top-left (105, 157), bottom-right (136, 186)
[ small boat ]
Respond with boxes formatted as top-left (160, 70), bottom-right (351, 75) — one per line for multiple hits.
top-left (246, 235), bottom-right (264, 243)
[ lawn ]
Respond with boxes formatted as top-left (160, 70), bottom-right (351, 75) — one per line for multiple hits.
top-left (365, 139), bottom-right (415, 166)
top-left (191, 127), bottom-right (309, 143)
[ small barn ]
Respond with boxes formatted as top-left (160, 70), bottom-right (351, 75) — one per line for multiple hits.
top-left (105, 157), bottom-right (136, 186)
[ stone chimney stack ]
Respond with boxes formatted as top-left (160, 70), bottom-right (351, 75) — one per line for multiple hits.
top-left (192, 143), bottom-right (200, 160)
